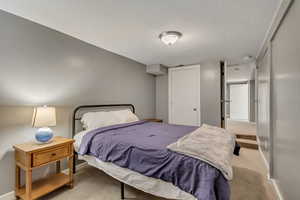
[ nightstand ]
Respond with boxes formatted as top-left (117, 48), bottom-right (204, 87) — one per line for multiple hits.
top-left (13, 136), bottom-right (74, 200)
top-left (144, 118), bottom-right (163, 123)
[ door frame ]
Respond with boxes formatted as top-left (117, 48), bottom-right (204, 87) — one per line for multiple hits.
top-left (168, 65), bottom-right (201, 126)
top-left (228, 82), bottom-right (250, 121)
top-left (221, 61), bottom-right (228, 128)
top-left (222, 62), bottom-right (256, 127)
top-left (257, 43), bottom-right (272, 176)
top-left (255, 0), bottom-right (293, 180)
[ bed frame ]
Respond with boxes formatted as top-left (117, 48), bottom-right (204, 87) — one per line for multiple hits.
top-left (72, 104), bottom-right (135, 200)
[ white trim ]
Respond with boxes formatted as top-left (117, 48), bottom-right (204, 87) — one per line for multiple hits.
top-left (62, 162), bottom-right (88, 174)
top-left (257, 145), bottom-right (285, 200)
top-left (257, 0), bottom-right (293, 60)
top-left (168, 65), bottom-right (200, 71)
top-left (270, 179), bottom-right (284, 200)
top-left (0, 191), bottom-right (15, 200)
top-left (0, 163), bottom-right (88, 200)
top-left (258, 145), bottom-right (270, 171)
top-left (257, 45), bottom-right (272, 175)
top-left (268, 42), bottom-right (274, 179)
top-left (75, 162), bottom-right (88, 170)
top-left (257, 0), bottom-right (282, 58)
top-left (257, 136), bottom-right (270, 177)
top-left (256, 2), bottom-right (292, 200)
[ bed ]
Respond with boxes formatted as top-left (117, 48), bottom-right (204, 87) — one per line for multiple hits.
top-left (72, 104), bottom-right (234, 200)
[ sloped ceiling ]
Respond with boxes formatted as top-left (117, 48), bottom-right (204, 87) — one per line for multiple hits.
top-left (0, 0), bottom-right (280, 66)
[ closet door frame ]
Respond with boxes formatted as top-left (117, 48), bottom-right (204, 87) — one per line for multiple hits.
top-left (256, 0), bottom-right (293, 178)
top-left (168, 65), bottom-right (201, 126)
top-left (257, 44), bottom-right (272, 175)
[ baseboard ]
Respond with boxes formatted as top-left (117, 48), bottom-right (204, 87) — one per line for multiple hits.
top-left (270, 179), bottom-right (284, 200)
top-left (62, 161), bottom-right (88, 174)
top-left (257, 137), bottom-right (270, 171)
top-left (0, 191), bottom-right (15, 200)
top-left (257, 146), bottom-right (285, 200)
top-left (74, 161), bottom-right (88, 170)
top-left (0, 162), bottom-right (88, 200)
top-left (258, 146), bottom-right (270, 171)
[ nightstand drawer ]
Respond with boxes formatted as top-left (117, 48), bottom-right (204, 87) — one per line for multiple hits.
top-left (33, 145), bottom-right (70, 167)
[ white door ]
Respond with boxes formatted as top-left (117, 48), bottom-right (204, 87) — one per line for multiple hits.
top-left (229, 83), bottom-right (249, 121)
top-left (169, 65), bottom-right (201, 126)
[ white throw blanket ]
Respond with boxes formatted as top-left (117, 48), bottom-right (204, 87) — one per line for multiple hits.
top-left (167, 124), bottom-right (235, 180)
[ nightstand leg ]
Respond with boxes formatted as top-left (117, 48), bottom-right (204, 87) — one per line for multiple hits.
top-left (25, 169), bottom-right (32, 200)
top-left (15, 165), bottom-right (20, 199)
top-left (56, 160), bottom-right (61, 173)
top-left (68, 155), bottom-right (74, 188)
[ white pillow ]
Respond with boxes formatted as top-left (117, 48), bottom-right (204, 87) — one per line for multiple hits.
top-left (81, 111), bottom-right (119, 130)
top-left (81, 109), bottom-right (139, 130)
top-left (110, 109), bottom-right (139, 123)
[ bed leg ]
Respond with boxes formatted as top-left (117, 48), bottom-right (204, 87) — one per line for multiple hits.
top-left (73, 152), bottom-right (77, 174)
top-left (120, 182), bottom-right (125, 199)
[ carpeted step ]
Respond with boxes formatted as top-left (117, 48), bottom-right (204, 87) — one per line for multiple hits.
top-left (236, 138), bottom-right (258, 150)
top-left (236, 134), bottom-right (257, 141)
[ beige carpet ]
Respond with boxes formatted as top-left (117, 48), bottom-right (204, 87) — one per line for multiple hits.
top-left (227, 120), bottom-right (256, 136)
top-left (232, 148), bottom-right (277, 200)
top-left (41, 149), bottom-right (276, 200)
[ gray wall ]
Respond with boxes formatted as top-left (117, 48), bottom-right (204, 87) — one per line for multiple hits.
top-left (155, 61), bottom-right (221, 126)
top-left (249, 80), bottom-right (256, 122)
top-left (200, 62), bottom-right (221, 126)
top-left (269, 1), bottom-right (300, 199)
top-left (155, 74), bottom-right (169, 123)
top-left (0, 11), bottom-right (155, 195)
top-left (0, 106), bottom-right (73, 195)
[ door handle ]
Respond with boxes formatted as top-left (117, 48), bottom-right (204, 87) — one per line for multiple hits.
top-left (193, 108), bottom-right (197, 111)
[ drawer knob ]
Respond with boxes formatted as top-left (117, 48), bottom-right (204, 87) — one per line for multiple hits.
top-left (51, 153), bottom-right (56, 156)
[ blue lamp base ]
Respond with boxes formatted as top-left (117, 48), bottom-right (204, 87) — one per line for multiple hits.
top-left (35, 127), bottom-right (54, 144)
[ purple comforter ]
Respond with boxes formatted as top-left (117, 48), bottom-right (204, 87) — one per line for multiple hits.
top-left (79, 121), bottom-right (230, 200)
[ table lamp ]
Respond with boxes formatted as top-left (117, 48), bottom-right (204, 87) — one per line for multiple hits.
top-left (32, 106), bottom-right (56, 144)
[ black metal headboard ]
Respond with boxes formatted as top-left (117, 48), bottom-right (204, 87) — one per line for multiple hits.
top-left (72, 104), bottom-right (135, 137)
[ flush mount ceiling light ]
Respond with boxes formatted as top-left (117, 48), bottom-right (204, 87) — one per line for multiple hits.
top-left (159, 31), bottom-right (182, 46)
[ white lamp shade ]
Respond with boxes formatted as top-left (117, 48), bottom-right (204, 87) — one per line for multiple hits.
top-left (32, 106), bottom-right (56, 128)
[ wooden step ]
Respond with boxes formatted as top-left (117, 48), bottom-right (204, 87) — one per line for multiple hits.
top-left (236, 134), bottom-right (257, 141)
top-left (237, 138), bottom-right (258, 150)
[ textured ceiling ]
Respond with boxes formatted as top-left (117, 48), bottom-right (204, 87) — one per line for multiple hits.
top-left (0, 0), bottom-right (280, 66)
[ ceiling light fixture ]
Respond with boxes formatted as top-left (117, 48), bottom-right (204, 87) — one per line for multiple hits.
top-left (159, 31), bottom-right (182, 46)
